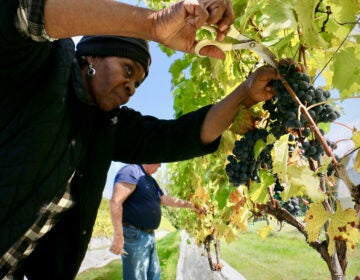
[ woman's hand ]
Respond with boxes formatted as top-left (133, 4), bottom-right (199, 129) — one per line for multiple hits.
top-left (240, 65), bottom-right (279, 108)
top-left (152, 0), bottom-right (234, 59)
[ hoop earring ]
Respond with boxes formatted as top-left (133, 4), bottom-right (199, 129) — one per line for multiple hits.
top-left (87, 63), bottom-right (96, 76)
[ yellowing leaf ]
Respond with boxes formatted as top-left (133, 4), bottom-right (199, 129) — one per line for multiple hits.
top-left (352, 130), bottom-right (360, 148)
top-left (354, 150), bottom-right (360, 173)
top-left (229, 188), bottom-right (245, 204)
top-left (230, 106), bottom-right (254, 135)
top-left (287, 164), bottom-right (325, 202)
top-left (327, 201), bottom-right (360, 255)
top-left (258, 225), bottom-right (274, 240)
top-left (193, 186), bottom-right (210, 205)
top-left (215, 221), bottom-right (239, 243)
top-left (304, 203), bottom-right (330, 242)
top-left (272, 134), bottom-right (289, 181)
top-left (224, 226), bottom-right (238, 243)
top-left (230, 207), bottom-right (249, 232)
top-left (317, 156), bottom-right (332, 175)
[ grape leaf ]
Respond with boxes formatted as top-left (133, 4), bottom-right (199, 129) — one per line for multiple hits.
top-left (221, 131), bottom-right (237, 156)
top-left (351, 130), bottom-right (360, 147)
top-left (317, 156), bottom-right (332, 175)
top-left (304, 203), bottom-right (330, 242)
top-left (294, 0), bottom-right (328, 48)
top-left (354, 150), bottom-right (360, 173)
top-left (261, 0), bottom-right (297, 37)
top-left (249, 170), bottom-right (274, 204)
top-left (272, 134), bottom-right (289, 181)
top-left (327, 201), bottom-right (360, 255)
top-left (230, 105), bottom-right (254, 135)
top-left (333, 47), bottom-right (360, 98)
top-left (221, 224), bottom-right (238, 243)
top-left (287, 164), bottom-right (325, 202)
top-left (254, 139), bottom-right (266, 160)
top-left (215, 187), bottom-right (230, 210)
top-left (327, 0), bottom-right (360, 40)
top-left (258, 225), bottom-right (274, 240)
top-left (230, 207), bottom-right (249, 232)
top-left (193, 186), bottom-right (210, 206)
top-left (229, 188), bottom-right (245, 204)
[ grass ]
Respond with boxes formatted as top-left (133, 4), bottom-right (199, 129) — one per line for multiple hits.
top-left (76, 260), bottom-right (122, 280)
top-left (155, 231), bottom-right (180, 280)
top-left (77, 199), bottom-right (360, 279)
top-left (219, 219), bottom-right (360, 280)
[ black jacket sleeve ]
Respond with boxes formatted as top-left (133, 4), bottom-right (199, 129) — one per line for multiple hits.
top-left (113, 105), bottom-right (221, 163)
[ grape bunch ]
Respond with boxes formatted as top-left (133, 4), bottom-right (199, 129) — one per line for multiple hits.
top-left (282, 197), bottom-right (301, 216)
top-left (263, 61), bottom-right (340, 161)
top-left (273, 175), bottom-right (284, 200)
top-left (225, 128), bottom-right (271, 186)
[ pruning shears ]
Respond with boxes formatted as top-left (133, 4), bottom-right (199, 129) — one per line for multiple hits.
top-left (195, 25), bottom-right (278, 69)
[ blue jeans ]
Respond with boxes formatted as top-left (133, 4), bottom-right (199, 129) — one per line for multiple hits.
top-left (122, 226), bottom-right (161, 280)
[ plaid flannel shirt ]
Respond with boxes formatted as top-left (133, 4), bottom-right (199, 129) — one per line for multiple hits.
top-left (0, 0), bottom-right (70, 277)
top-left (0, 186), bottom-right (75, 278)
top-left (15, 0), bottom-right (56, 42)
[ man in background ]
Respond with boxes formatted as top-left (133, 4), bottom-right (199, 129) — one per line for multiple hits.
top-left (110, 163), bottom-right (203, 279)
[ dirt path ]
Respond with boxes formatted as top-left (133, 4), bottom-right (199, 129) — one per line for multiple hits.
top-left (176, 230), bottom-right (247, 280)
top-left (79, 230), bottom-right (247, 279)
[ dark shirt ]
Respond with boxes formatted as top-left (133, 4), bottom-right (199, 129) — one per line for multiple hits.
top-left (0, 0), bottom-right (221, 277)
top-left (114, 164), bottom-right (164, 229)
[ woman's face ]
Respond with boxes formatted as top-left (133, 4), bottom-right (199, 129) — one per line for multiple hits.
top-left (84, 56), bottom-right (146, 111)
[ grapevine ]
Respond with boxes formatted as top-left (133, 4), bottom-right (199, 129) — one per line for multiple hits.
top-left (225, 128), bottom-right (269, 186)
top-left (226, 60), bottom-right (341, 188)
top-left (266, 61), bottom-right (340, 161)
top-left (153, 1), bottom-right (360, 277)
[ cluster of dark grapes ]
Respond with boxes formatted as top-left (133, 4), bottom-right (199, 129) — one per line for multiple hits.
top-left (282, 197), bottom-right (301, 216)
top-left (263, 62), bottom-right (340, 161)
top-left (226, 128), bottom-right (271, 186)
top-left (327, 154), bottom-right (340, 176)
top-left (273, 176), bottom-right (284, 200)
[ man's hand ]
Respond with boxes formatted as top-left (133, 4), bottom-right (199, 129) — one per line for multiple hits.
top-left (151, 0), bottom-right (234, 59)
top-left (194, 205), bottom-right (207, 215)
top-left (110, 234), bottom-right (126, 255)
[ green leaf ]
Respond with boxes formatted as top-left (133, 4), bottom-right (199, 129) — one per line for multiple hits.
top-left (254, 139), bottom-right (266, 159)
top-left (330, 0), bottom-right (360, 20)
top-left (272, 134), bottom-right (289, 182)
top-left (333, 46), bottom-right (360, 97)
top-left (286, 164), bottom-right (325, 202)
top-left (294, 0), bottom-right (328, 48)
top-left (261, 0), bottom-right (297, 37)
top-left (215, 187), bottom-right (230, 210)
top-left (249, 170), bottom-right (274, 204)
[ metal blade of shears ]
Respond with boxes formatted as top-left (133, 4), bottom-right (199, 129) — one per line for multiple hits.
top-left (195, 25), bottom-right (278, 69)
